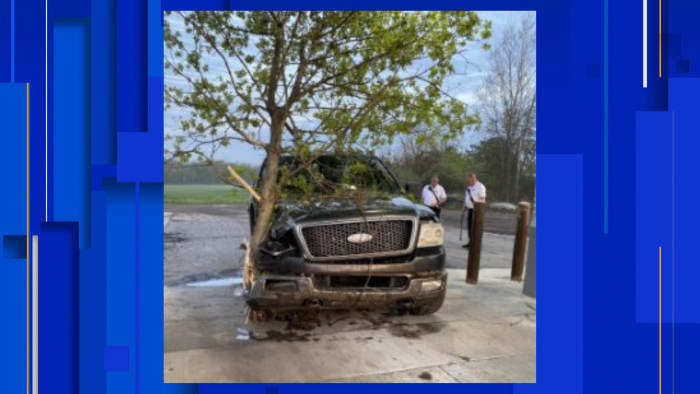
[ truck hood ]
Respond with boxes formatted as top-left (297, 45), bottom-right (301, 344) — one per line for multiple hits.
top-left (268, 195), bottom-right (436, 239)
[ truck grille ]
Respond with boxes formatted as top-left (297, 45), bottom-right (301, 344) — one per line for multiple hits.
top-left (313, 275), bottom-right (409, 289)
top-left (300, 219), bottom-right (414, 259)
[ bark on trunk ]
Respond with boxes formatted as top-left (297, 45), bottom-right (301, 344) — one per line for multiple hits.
top-left (503, 141), bottom-right (513, 202)
top-left (513, 139), bottom-right (522, 200)
top-left (249, 116), bottom-right (285, 259)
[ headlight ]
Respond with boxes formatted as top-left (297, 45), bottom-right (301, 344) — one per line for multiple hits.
top-left (417, 221), bottom-right (444, 247)
top-left (260, 240), bottom-right (296, 256)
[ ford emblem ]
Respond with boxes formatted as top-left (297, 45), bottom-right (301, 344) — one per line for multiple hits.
top-left (347, 233), bottom-right (373, 244)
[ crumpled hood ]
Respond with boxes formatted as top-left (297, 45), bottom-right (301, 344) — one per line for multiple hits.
top-left (268, 195), bottom-right (436, 239)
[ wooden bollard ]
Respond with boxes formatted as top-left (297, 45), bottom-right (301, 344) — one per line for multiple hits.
top-left (511, 201), bottom-right (531, 281)
top-left (466, 202), bottom-right (486, 284)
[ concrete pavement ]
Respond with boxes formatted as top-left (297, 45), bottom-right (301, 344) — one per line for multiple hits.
top-left (164, 204), bottom-right (535, 383)
top-left (165, 268), bottom-right (535, 383)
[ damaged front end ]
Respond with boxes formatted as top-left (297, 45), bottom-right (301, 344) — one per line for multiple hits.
top-left (244, 196), bottom-right (448, 315)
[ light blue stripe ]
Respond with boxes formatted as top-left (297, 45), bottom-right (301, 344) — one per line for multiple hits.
top-left (603, 0), bottom-right (609, 234)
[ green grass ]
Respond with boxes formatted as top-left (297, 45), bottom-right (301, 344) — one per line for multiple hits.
top-left (164, 184), bottom-right (251, 204)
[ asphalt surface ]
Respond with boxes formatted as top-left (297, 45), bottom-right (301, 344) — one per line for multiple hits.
top-left (164, 204), bottom-right (250, 286)
top-left (440, 208), bottom-right (517, 236)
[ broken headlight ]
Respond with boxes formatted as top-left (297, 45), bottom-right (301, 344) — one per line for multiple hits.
top-left (416, 221), bottom-right (444, 248)
top-left (260, 240), bottom-right (296, 257)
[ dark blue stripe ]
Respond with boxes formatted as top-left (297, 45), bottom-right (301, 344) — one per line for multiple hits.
top-left (10, 0), bottom-right (13, 82)
top-left (603, 0), bottom-right (609, 233)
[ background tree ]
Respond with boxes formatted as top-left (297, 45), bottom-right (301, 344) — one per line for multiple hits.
top-left (383, 134), bottom-right (536, 205)
top-left (478, 15), bottom-right (535, 202)
top-left (385, 129), bottom-right (476, 196)
top-left (165, 11), bottom-right (491, 256)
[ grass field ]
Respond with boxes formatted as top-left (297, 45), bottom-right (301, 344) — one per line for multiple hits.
top-left (164, 184), bottom-right (250, 204)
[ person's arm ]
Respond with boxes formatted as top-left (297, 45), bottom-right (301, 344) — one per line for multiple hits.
top-left (479, 185), bottom-right (486, 202)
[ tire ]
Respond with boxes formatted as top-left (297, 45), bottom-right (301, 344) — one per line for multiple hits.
top-left (248, 306), bottom-right (272, 322)
top-left (411, 288), bottom-right (446, 315)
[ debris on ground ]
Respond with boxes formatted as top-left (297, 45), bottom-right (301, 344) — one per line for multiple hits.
top-left (235, 327), bottom-right (250, 341)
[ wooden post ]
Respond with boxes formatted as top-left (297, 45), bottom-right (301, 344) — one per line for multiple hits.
top-left (511, 201), bottom-right (531, 281)
top-left (466, 202), bottom-right (486, 284)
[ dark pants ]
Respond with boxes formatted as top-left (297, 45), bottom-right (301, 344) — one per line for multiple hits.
top-left (430, 206), bottom-right (442, 218)
top-left (466, 208), bottom-right (474, 241)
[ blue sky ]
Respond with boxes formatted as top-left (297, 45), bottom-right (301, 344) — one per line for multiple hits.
top-left (164, 11), bottom-right (535, 166)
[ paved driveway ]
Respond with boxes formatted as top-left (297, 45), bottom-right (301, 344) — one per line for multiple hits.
top-left (164, 204), bottom-right (534, 383)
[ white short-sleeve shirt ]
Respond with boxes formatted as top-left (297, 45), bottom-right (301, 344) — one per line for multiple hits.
top-left (465, 181), bottom-right (486, 209)
top-left (422, 184), bottom-right (447, 207)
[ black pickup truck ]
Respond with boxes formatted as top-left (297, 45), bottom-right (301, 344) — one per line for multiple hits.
top-left (247, 154), bottom-right (446, 315)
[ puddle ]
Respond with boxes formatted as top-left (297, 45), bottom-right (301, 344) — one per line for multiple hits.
top-left (387, 321), bottom-right (445, 339)
top-left (282, 310), bottom-right (322, 330)
top-left (186, 277), bottom-right (243, 288)
top-left (165, 232), bottom-right (188, 243)
top-left (251, 330), bottom-right (311, 342)
top-left (165, 269), bottom-right (241, 287)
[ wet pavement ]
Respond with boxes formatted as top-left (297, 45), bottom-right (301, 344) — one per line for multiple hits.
top-left (164, 204), bottom-right (535, 383)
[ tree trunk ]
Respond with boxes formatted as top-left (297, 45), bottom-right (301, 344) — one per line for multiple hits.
top-left (503, 140), bottom-right (513, 202)
top-left (249, 115), bottom-right (285, 261)
top-left (513, 138), bottom-right (522, 200)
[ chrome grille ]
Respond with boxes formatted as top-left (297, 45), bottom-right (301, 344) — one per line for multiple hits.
top-left (300, 219), bottom-right (414, 259)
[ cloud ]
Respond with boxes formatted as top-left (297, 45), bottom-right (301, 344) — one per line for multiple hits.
top-left (456, 92), bottom-right (478, 105)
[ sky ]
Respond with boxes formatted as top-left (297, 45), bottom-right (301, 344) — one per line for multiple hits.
top-left (164, 11), bottom-right (535, 166)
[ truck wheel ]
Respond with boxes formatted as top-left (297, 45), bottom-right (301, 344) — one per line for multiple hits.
top-left (248, 306), bottom-right (272, 322)
top-left (411, 288), bottom-right (446, 315)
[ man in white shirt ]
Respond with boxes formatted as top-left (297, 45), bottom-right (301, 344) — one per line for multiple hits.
top-left (462, 173), bottom-right (486, 248)
top-left (422, 175), bottom-right (447, 218)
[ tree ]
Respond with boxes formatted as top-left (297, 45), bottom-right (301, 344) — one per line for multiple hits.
top-left (385, 129), bottom-right (475, 196)
top-left (478, 15), bottom-right (535, 202)
top-left (164, 11), bottom-right (491, 256)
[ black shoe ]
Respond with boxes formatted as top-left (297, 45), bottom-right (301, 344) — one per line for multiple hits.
top-left (462, 243), bottom-right (470, 249)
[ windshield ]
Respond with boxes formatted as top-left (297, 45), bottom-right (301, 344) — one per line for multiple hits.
top-left (278, 155), bottom-right (401, 195)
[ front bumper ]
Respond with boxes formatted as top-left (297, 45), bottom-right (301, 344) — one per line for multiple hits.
top-left (247, 272), bottom-right (447, 310)
top-left (247, 247), bottom-right (446, 310)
